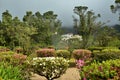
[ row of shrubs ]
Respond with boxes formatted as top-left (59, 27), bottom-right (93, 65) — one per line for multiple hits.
top-left (36, 48), bottom-right (120, 61)
top-left (1, 46), bottom-right (120, 80)
top-left (1, 46), bottom-right (120, 63)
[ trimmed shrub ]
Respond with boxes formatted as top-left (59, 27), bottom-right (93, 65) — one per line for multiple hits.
top-left (12, 53), bottom-right (27, 66)
top-left (0, 46), bottom-right (10, 52)
top-left (88, 47), bottom-right (104, 52)
top-left (102, 48), bottom-right (120, 52)
top-left (32, 57), bottom-right (69, 80)
top-left (92, 51), bottom-right (120, 62)
top-left (14, 47), bottom-right (23, 53)
top-left (72, 49), bottom-right (92, 61)
top-left (0, 51), bottom-right (14, 62)
top-left (56, 50), bottom-right (70, 59)
top-left (36, 48), bottom-right (55, 57)
top-left (80, 59), bottom-right (120, 80)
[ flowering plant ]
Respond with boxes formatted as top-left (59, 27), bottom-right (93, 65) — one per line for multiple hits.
top-left (73, 49), bottom-right (91, 61)
top-left (76, 59), bottom-right (85, 69)
top-left (12, 53), bottom-right (27, 66)
top-left (32, 57), bottom-right (69, 80)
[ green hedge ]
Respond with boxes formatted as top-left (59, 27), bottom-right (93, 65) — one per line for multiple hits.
top-left (92, 51), bottom-right (120, 62)
top-left (56, 50), bottom-right (70, 59)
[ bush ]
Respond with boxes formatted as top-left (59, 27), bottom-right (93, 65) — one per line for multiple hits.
top-left (72, 49), bottom-right (92, 61)
top-left (88, 47), bottom-right (104, 52)
top-left (0, 46), bottom-right (10, 52)
top-left (80, 59), bottom-right (120, 80)
top-left (14, 47), bottom-right (23, 53)
top-left (102, 48), bottom-right (120, 52)
top-left (0, 51), bottom-right (14, 62)
top-left (36, 48), bottom-right (55, 57)
top-left (56, 50), bottom-right (70, 59)
top-left (12, 53), bottom-right (27, 66)
top-left (32, 57), bottom-right (69, 80)
top-left (92, 51), bottom-right (120, 62)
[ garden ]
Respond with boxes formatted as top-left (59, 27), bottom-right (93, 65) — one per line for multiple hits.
top-left (0, 46), bottom-right (120, 80)
top-left (0, 0), bottom-right (120, 80)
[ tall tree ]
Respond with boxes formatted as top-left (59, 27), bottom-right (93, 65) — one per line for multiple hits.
top-left (73, 6), bottom-right (102, 48)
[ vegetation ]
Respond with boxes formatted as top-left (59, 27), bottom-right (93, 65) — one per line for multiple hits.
top-left (36, 48), bottom-right (55, 57)
top-left (0, 1), bottom-right (120, 79)
top-left (72, 49), bottom-right (91, 61)
top-left (0, 62), bottom-right (24, 80)
top-left (31, 57), bottom-right (69, 80)
top-left (80, 59), bottom-right (120, 80)
top-left (56, 50), bottom-right (71, 59)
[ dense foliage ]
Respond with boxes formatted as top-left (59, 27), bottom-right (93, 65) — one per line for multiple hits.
top-left (0, 62), bottom-right (23, 80)
top-left (80, 59), bottom-right (120, 80)
top-left (0, 10), bottom-right (61, 55)
top-left (92, 48), bottom-right (120, 62)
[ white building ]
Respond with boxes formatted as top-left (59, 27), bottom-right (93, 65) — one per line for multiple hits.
top-left (61, 33), bottom-right (82, 41)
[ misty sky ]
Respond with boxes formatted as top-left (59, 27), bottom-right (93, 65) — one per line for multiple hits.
top-left (0, 0), bottom-right (119, 27)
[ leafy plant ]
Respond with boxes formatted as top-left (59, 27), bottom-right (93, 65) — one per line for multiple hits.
top-left (0, 62), bottom-right (23, 80)
top-left (80, 59), bottom-right (120, 80)
top-left (31, 57), bottom-right (69, 80)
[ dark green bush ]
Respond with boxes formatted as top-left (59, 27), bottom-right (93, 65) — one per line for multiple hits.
top-left (36, 48), bottom-right (55, 57)
top-left (92, 51), bottom-right (120, 62)
top-left (56, 50), bottom-right (70, 59)
top-left (80, 59), bottom-right (120, 80)
top-left (88, 47), bottom-right (104, 52)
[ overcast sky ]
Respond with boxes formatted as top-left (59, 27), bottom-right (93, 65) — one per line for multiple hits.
top-left (0, 0), bottom-right (119, 27)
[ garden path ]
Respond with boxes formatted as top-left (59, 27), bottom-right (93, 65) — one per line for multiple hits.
top-left (31, 68), bottom-right (80, 80)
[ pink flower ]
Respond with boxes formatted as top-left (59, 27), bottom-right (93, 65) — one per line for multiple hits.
top-left (76, 59), bottom-right (85, 69)
top-left (83, 77), bottom-right (87, 80)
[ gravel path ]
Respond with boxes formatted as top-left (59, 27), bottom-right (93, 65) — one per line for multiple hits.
top-left (31, 68), bottom-right (80, 80)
